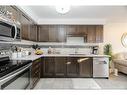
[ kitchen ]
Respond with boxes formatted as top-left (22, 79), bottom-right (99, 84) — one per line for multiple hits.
top-left (0, 5), bottom-right (127, 90)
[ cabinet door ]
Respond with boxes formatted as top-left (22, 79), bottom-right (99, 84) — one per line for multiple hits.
top-left (77, 25), bottom-right (87, 35)
top-left (38, 25), bottom-right (49, 42)
top-left (66, 57), bottom-right (79, 77)
top-left (87, 25), bottom-right (96, 43)
top-left (78, 58), bottom-right (93, 77)
top-left (49, 25), bottom-right (59, 42)
top-left (43, 57), bottom-right (55, 77)
top-left (96, 25), bottom-right (103, 43)
top-left (30, 24), bottom-right (37, 41)
top-left (20, 13), bottom-right (30, 40)
top-left (55, 57), bottom-right (66, 77)
top-left (6, 6), bottom-right (20, 21)
top-left (66, 25), bottom-right (77, 35)
top-left (58, 25), bottom-right (66, 42)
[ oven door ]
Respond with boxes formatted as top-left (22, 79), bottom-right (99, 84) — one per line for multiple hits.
top-left (0, 63), bottom-right (32, 89)
top-left (0, 21), bottom-right (17, 41)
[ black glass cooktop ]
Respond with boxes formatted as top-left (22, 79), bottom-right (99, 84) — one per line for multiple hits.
top-left (0, 56), bottom-right (32, 78)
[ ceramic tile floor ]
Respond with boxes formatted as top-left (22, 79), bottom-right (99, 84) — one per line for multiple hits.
top-left (34, 73), bottom-right (127, 90)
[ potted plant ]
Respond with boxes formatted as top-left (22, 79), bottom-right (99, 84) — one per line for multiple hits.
top-left (103, 44), bottom-right (113, 73)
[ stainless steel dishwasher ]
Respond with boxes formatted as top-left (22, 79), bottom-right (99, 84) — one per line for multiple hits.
top-left (93, 57), bottom-right (109, 78)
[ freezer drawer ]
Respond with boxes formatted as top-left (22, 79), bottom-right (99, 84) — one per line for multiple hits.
top-left (93, 57), bottom-right (109, 78)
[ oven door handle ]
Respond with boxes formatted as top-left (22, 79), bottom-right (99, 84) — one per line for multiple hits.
top-left (0, 63), bottom-right (32, 83)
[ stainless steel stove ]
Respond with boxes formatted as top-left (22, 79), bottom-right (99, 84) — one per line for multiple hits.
top-left (0, 56), bottom-right (32, 89)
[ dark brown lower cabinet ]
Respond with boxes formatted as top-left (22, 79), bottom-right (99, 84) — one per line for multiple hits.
top-left (31, 58), bottom-right (41, 89)
top-left (78, 58), bottom-right (93, 77)
top-left (43, 57), bottom-right (55, 77)
top-left (55, 57), bottom-right (66, 77)
top-left (66, 57), bottom-right (79, 77)
top-left (42, 57), bottom-right (93, 78)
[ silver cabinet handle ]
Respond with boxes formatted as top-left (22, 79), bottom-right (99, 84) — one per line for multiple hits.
top-left (77, 58), bottom-right (89, 63)
top-left (66, 62), bottom-right (71, 65)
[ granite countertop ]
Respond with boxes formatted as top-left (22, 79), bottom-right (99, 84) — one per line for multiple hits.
top-left (11, 54), bottom-right (110, 61)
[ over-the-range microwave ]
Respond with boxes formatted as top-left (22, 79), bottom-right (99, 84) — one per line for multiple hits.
top-left (0, 17), bottom-right (21, 41)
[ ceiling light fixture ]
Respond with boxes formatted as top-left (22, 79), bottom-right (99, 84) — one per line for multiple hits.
top-left (55, 5), bottom-right (70, 14)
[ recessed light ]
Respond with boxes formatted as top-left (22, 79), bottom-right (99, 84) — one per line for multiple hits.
top-left (55, 5), bottom-right (70, 14)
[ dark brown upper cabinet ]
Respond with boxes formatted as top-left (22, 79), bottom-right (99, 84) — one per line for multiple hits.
top-left (49, 25), bottom-right (66, 42)
top-left (29, 23), bottom-right (38, 41)
top-left (20, 13), bottom-right (31, 40)
top-left (66, 25), bottom-right (87, 37)
top-left (96, 25), bottom-right (103, 43)
top-left (38, 25), bottom-right (66, 42)
top-left (48, 25), bottom-right (59, 42)
top-left (77, 25), bottom-right (88, 35)
top-left (37, 25), bottom-right (103, 43)
top-left (38, 25), bottom-right (49, 42)
top-left (58, 25), bottom-right (66, 42)
top-left (87, 25), bottom-right (96, 43)
top-left (66, 25), bottom-right (77, 35)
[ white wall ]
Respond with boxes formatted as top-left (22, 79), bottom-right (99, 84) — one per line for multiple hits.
top-left (99, 22), bottom-right (127, 54)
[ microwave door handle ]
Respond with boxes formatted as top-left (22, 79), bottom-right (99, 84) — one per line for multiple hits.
top-left (13, 24), bottom-right (17, 40)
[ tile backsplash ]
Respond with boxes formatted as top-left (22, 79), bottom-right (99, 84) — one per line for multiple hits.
top-left (0, 41), bottom-right (99, 55)
top-left (40, 47), bottom-right (93, 55)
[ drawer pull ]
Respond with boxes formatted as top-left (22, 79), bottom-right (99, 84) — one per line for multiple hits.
top-left (66, 62), bottom-right (71, 64)
top-left (77, 58), bottom-right (89, 63)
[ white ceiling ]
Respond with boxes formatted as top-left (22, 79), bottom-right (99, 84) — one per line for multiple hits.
top-left (19, 6), bottom-right (127, 24)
